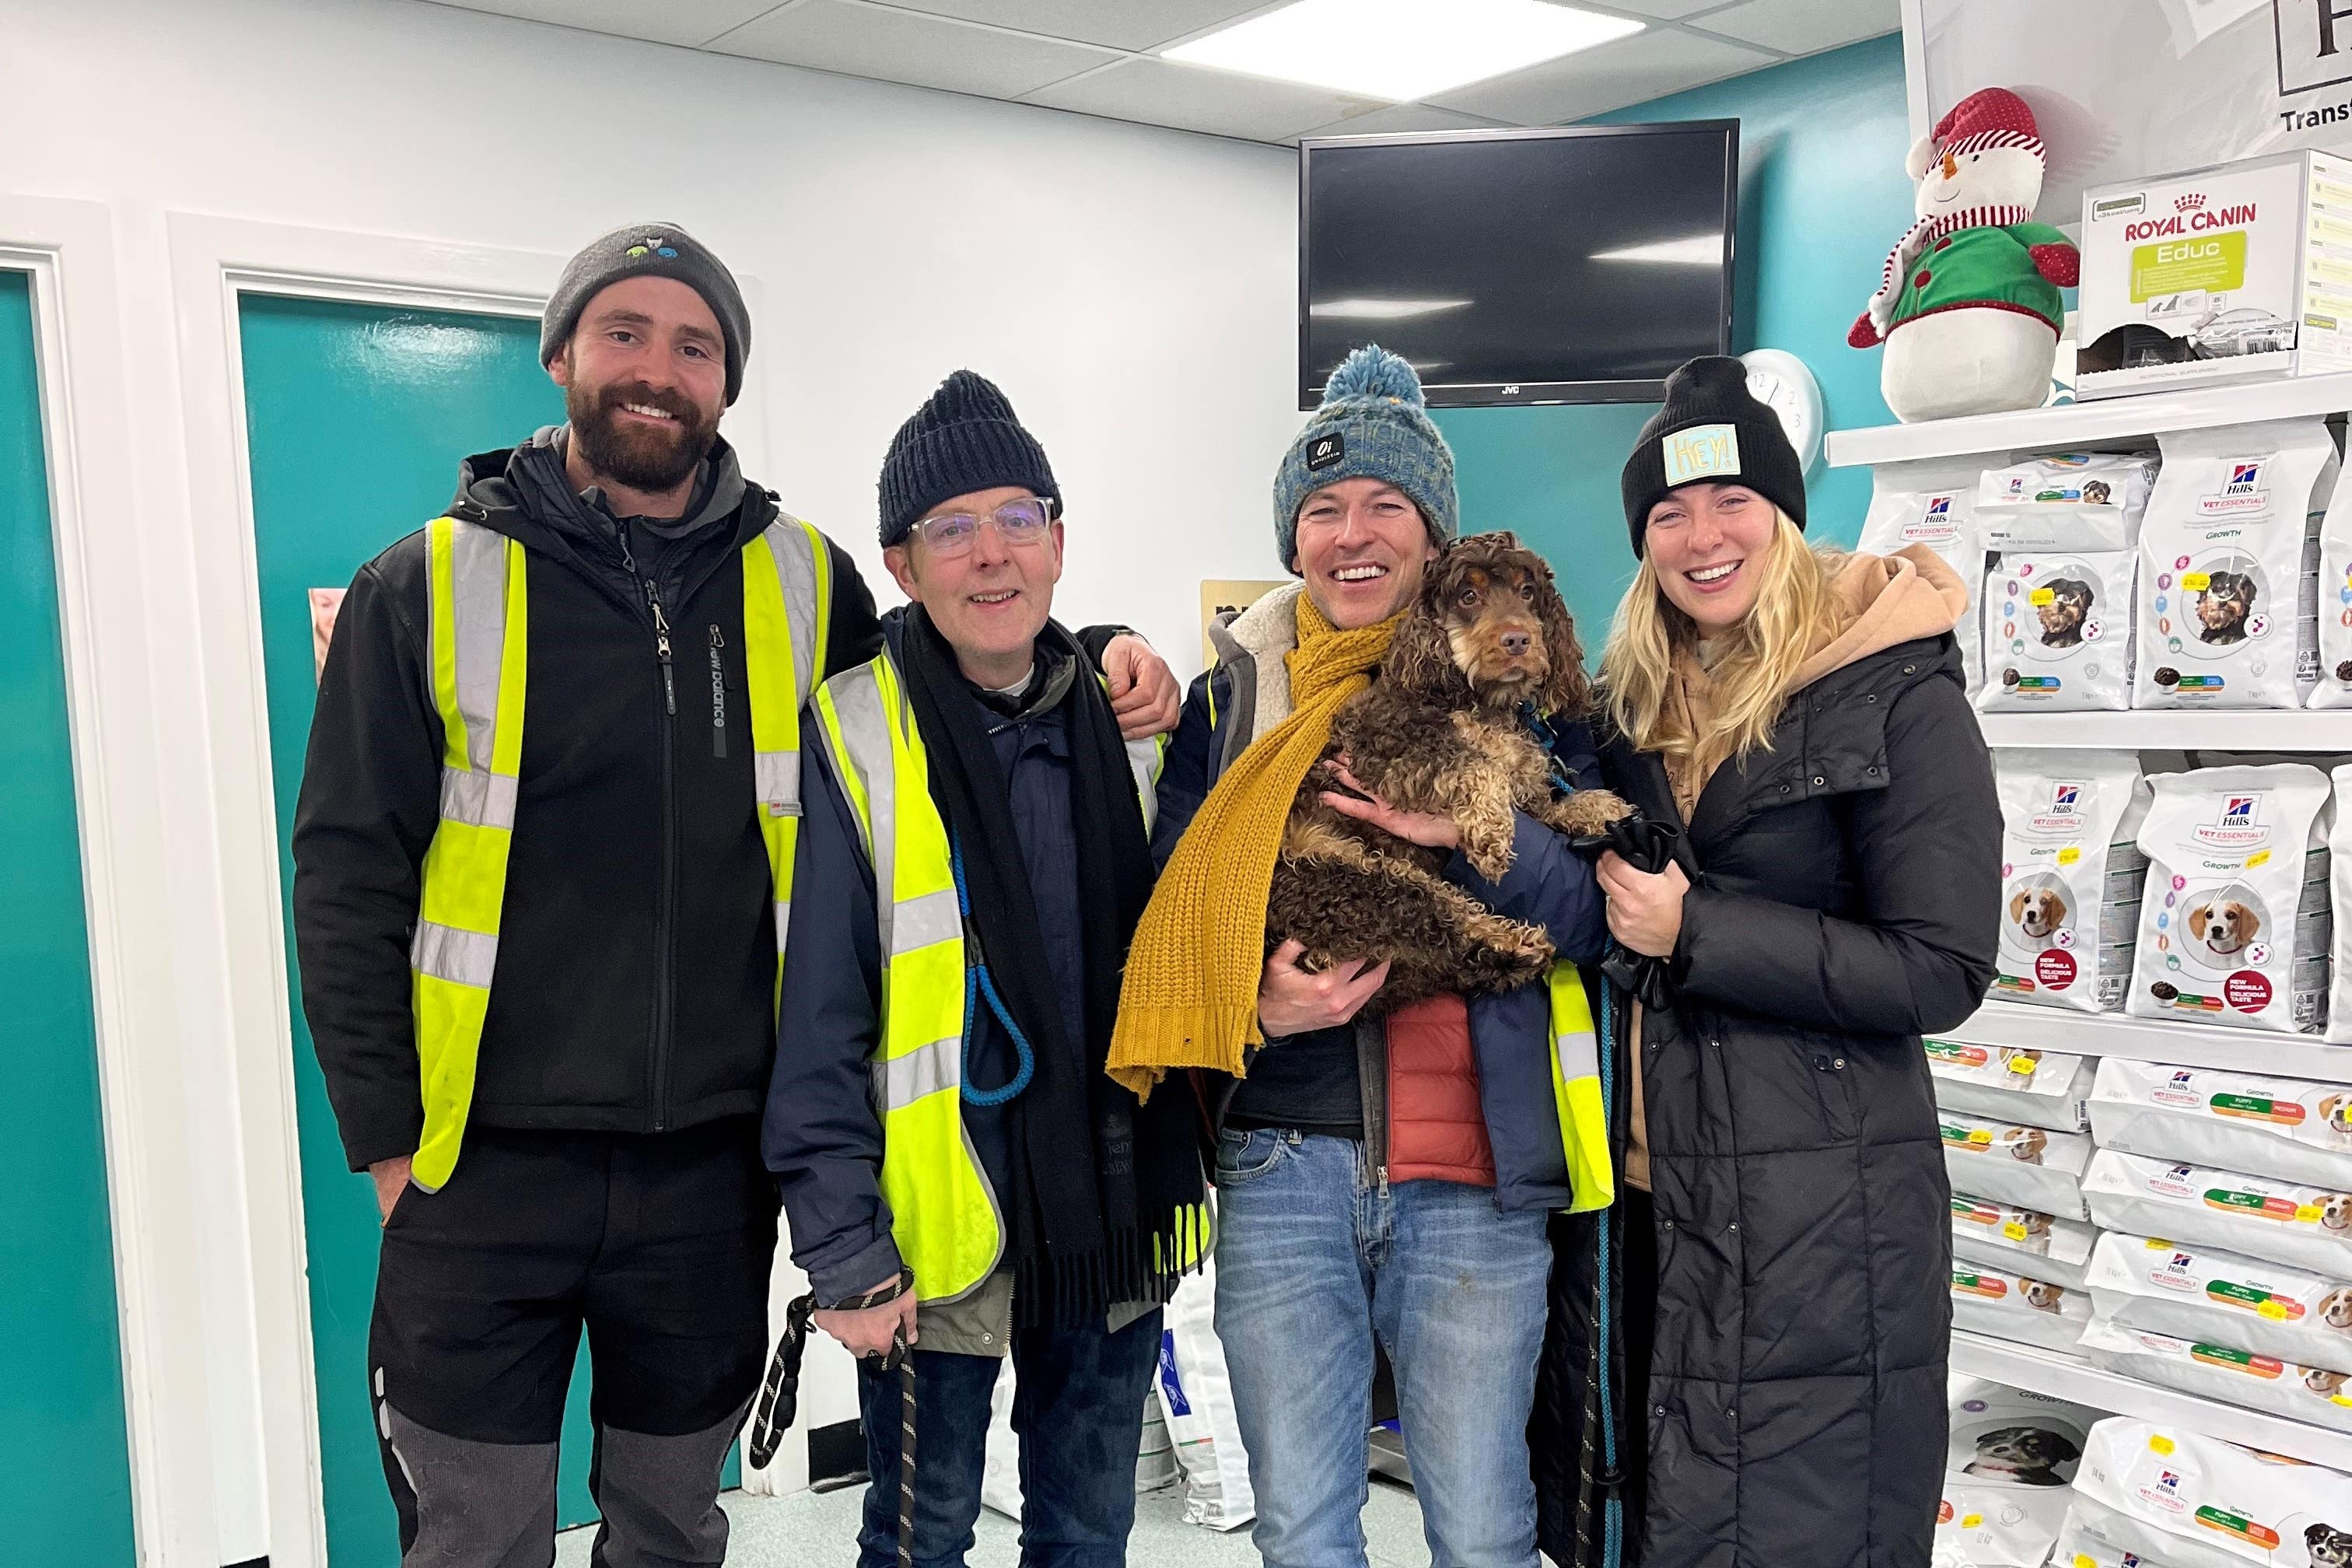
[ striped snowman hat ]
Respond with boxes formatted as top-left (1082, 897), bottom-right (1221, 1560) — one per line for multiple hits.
top-left (1906, 86), bottom-right (2045, 182)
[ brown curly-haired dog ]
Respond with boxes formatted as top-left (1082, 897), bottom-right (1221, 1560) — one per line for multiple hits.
top-left (1268, 531), bottom-right (1630, 1009)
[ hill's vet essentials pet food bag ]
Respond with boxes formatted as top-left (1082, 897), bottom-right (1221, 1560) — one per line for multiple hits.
top-left (2307, 463), bottom-right (2352, 708)
top-left (2329, 765), bottom-right (2352, 1044)
top-left (2136, 420), bottom-right (2337, 710)
top-left (2084, 1150), bottom-right (2352, 1277)
top-left (1991, 751), bottom-right (2149, 1013)
top-left (1936, 1378), bottom-right (2105, 1568)
top-left (1981, 551), bottom-right (2139, 712)
top-left (1952, 1192), bottom-right (2099, 1288)
top-left (1976, 452), bottom-right (2158, 552)
top-left (2069, 1416), bottom-right (2352, 1568)
top-left (1951, 1260), bottom-right (2091, 1353)
top-left (2078, 1318), bottom-right (2352, 1437)
top-left (1930, 1041), bottom-right (2096, 1132)
top-left (1941, 1112), bottom-right (2095, 1217)
top-left (2089, 1058), bottom-right (2352, 1190)
top-left (2086, 1230), bottom-right (2352, 1375)
top-left (2128, 764), bottom-right (2333, 1035)
top-left (1864, 458), bottom-right (1994, 696)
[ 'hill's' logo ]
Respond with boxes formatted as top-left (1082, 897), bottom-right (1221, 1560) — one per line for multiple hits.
top-left (1900, 493), bottom-right (1959, 545)
top-left (2028, 782), bottom-right (2088, 834)
top-left (2198, 460), bottom-right (2272, 517)
top-left (2195, 793), bottom-right (2270, 849)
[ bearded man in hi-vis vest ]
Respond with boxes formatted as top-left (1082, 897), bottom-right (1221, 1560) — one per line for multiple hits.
top-left (292, 226), bottom-right (1180, 1568)
top-left (763, 369), bottom-right (1209, 1568)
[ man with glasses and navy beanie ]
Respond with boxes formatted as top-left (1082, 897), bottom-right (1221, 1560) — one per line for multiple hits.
top-left (763, 370), bottom-right (1207, 1568)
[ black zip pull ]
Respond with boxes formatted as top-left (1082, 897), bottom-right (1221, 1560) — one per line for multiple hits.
top-left (708, 625), bottom-right (727, 758)
top-left (646, 579), bottom-right (675, 716)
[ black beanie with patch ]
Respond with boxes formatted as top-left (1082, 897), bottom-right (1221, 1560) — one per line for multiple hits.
top-left (1620, 355), bottom-right (1807, 558)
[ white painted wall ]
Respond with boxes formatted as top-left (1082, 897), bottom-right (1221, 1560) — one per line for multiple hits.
top-left (0, 0), bottom-right (1300, 1559)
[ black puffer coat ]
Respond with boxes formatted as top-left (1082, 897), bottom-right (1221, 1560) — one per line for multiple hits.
top-left (1533, 633), bottom-right (2000, 1568)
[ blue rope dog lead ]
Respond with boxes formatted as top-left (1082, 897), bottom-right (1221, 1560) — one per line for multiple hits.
top-left (1596, 975), bottom-right (1623, 1568)
top-left (949, 833), bottom-right (1034, 1106)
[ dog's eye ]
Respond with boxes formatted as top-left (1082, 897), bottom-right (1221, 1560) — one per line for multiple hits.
top-left (1457, 586), bottom-right (1479, 608)
top-left (1519, 582), bottom-right (1535, 601)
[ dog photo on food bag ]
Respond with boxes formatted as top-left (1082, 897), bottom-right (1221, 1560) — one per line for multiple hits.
top-left (2319, 1286), bottom-right (2352, 1329)
top-left (2196, 569), bottom-right (2259, 646)
top-left (2321, 1094), bottom-right (2352, 1140)
top-left (2309, 1524), bottom-right (2352, 1568)
top-left (2019, 1279), bottom-right (2069, 1314)
top-left (1267, 532), bottom-right (1629, 1008)
top-left (2037, 577), bottom-right (2096, 648)
top-left (1962, 1426), bottom-right (2081, 1486)
top-left (2186, 892), bottom-right (2264, 959)
top-left (2004, 1127), bottom-right (2048, 1164)
top-left (2009, 882), bottom-right (2069, 941)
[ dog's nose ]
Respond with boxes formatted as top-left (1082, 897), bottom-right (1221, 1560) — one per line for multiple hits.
top-left (1500, 629), bottom-right (1531, 657)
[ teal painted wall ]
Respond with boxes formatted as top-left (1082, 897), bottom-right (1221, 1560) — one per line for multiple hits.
top-left (1433, 33), bottom-right (1913, 647)
top-left (0, 272), bottom-right (138, 1563)
top-left (240, 295), bottom-right (766, 1565)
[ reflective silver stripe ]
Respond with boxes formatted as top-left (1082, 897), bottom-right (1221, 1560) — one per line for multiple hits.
top-left (1555, 1029), bottom-right (1600, 1083)
top-left (1125, 737), bottom-right (1164, 835)
top-left (439, 765), bottom-right (518, 830)
top-left (891, 887), bottom-right (962, 957)
top-left (754, 749), bottom-right (800, 818)
top-left (761, 519), bottom-right (824, 706)
top-left (825, 666), bottom-right (897, 957)
top-left (774, 899), bottom-right (791, 955)
top-left (881, 1034), bottom-right (962, 1108)
top-left (411, 920), bottom-right (498, 989)
top-left (445, 519), bottom-right (511, 775)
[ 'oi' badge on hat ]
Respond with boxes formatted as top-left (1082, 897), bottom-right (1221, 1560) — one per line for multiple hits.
top-left (1307, 432), bottom-right (1346, 471)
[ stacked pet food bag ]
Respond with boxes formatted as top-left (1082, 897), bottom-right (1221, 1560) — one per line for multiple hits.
top-left (1899, 426), bottom-right (2352, 1558)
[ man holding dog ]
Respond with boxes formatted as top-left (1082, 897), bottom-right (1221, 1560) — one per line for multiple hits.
top-left (1108, 346), bottom-right (1612, 1568)
top-left (763, 369), bottom-right (1207, 1568)
top-left (295, 225), bottom-right (1179, 1567)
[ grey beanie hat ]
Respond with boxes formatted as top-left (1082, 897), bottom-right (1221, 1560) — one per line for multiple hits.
top-left (541, 222), bottom-right (750, 404)
top-left (1273, 345), bottom-right (1458, 572)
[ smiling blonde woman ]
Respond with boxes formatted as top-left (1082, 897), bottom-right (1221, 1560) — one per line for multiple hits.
top-left (1531, 356), bottom-right (2003, 1568)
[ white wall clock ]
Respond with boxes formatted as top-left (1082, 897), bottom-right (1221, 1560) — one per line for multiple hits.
top-left (1741, 348), bottom-right (1825, 477)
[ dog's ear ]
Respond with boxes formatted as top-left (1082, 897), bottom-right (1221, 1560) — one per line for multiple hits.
top-left (1531, 562), bottom-right (1594, 718)
top-left (2233, 901), bottom-right (2262, 939)
top-left (2009, 888), bottom-right (2027, 923)
top-left (2190, 903), bottom-right (2210, 939)
top-left (2048, 891), bottom-right (2068, 925)
top-left (1384, 573), bottom-right (1469, 704)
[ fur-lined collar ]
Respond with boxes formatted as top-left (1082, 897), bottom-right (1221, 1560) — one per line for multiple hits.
top-left (1210, 582), bottom-right (1306, 740)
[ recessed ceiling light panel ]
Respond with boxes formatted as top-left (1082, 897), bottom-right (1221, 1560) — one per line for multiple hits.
top-left (1164, 0), bottom-right (1643, 103)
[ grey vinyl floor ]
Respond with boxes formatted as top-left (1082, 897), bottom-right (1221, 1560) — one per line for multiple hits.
top-left (552, 1475), bottom-right (1435, 1566)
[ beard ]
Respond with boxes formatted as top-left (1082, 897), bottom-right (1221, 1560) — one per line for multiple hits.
top-left (566, 378), bottom-right (719, 494)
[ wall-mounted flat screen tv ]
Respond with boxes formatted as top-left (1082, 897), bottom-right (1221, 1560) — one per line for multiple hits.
top-left (1300, 120), bottom-right (1739, 408)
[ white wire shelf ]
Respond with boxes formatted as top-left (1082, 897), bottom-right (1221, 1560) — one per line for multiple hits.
top-left (1974, 710), bottom-right (2352, 751)
top-left (1826, 373), bottom-right (2352, 469)
top-left (1942, 1000), bottom-right (2350, 1078)
top-left (1951, 1332), bottom-right (2352, 1471)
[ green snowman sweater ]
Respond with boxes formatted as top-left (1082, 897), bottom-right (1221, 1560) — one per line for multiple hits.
top-left (1888, 219), bottom-right (2071, 334)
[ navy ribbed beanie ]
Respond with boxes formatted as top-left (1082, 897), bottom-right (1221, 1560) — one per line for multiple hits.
top-left (877, 370), bottom-right (1060, 547)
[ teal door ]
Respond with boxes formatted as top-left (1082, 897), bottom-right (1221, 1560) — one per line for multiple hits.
top-left (240, 296), bottom-right (593, 1566)
top-left (0, 272), bottom-right (138, 1562)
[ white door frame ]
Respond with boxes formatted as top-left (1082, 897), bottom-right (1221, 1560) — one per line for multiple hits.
top-left (0, 193), bottom-right (205, 1568)
top-left (164, 212), bottom-right (778, 1567)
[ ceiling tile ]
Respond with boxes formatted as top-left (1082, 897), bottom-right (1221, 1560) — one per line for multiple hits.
top-left (712, 0), bottom-right (1119, 96)
top-left (1425, 28), bottom-right (1776, 124)
top-left (1573, 0), bottom-right (1742, 18)
top-left (424, 0), bottom-right (788, 48)
top-left (1024, 56), bottom-right (1378, 142)
top-left (858, 0), bottom-right (1271, 51)
top-left (1293, 103), bottom-right (1511, 142)
top-left (1689, 0), bottom-right (1899, 56)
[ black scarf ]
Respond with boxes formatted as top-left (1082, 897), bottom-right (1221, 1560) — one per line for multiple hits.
top-left (896, 608), bottom-right (1205, 1327)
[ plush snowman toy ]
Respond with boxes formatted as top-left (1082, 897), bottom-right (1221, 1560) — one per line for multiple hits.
top-left (1848, 87), bottom-right (2078, 422)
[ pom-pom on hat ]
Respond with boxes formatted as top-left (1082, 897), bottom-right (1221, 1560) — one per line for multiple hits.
top-left (1620, 355), bottom-right (1807, 558)
top-left (1906, 86), bottom-right (2045, 183)
top-left (877, 369), bottom-right (1059, 548)
top-left (1272, 345), bottom-right (1458, 573)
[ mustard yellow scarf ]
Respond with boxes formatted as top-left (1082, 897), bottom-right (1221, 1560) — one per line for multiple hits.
top-left (1107, 593), bottom-right (1399, 1098)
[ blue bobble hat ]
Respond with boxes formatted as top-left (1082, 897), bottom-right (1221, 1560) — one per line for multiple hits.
top-left (1272, 345), bottom-right (1458, 572)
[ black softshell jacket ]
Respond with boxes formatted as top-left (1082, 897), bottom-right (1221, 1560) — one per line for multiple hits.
top-left (1533, 634), bottom-right (2000, 1568)
top-left (292, 437), bottom-right (881, 1172)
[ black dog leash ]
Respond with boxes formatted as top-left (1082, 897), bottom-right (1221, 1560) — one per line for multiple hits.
top-left (1567, 810), bottom-right (1683, 1012)
top-left (747, 1269), bottom-right (920, 1566)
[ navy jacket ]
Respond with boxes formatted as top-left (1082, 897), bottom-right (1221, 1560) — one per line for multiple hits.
top-left (761, 618), bottom-right (1101, 1304)
top-left (1156, 649), bottom-right (1611, 1212)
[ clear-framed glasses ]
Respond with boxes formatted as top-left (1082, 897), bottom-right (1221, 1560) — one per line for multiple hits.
top-left (910, 496), bottom-right (1055, 558)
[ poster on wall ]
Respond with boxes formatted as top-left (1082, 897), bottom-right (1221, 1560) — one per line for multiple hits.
top-left (1909, 0), bottom-right (2352, 226)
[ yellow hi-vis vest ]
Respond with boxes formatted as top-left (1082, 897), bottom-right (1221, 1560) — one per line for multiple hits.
top-left (810, 647), bottom-right (1181, 1304)
top-left (407, 513), bottom-right (832, 1192)
top-left (1549, 964), bottom-right (1615, 1213)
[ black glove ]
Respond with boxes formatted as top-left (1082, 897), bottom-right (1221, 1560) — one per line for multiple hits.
top-left (1567, 811), bottom-right (1681, 1011)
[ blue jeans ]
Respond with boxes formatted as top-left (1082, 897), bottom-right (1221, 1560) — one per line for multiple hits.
top-left (1213, 1129), bottom-right (1549, 1568)
top-left (856, 1307), bottom-right (1164, 1568)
